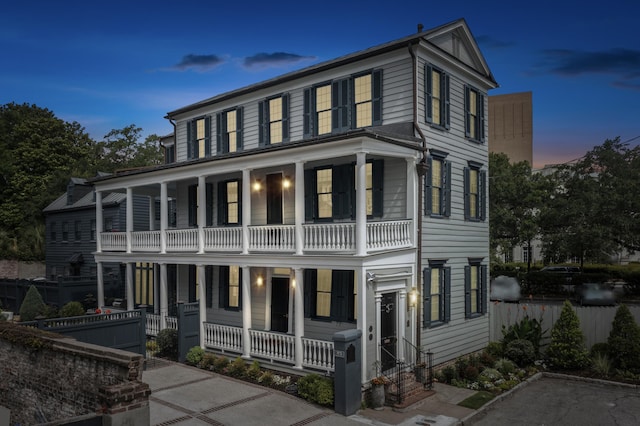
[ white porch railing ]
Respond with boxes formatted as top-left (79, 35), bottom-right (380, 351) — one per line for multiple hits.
top-left (302, 337), bottom-right (335, 371)
top-left (204, 226), bottom-right (243, 251)
top-left (203, 323), bottom-right (243, 353)
top-left (146, 313), bottom-right (178, 337)
top-left (166, 228), bottom-right (198, 252)
top-left (249, 329), bottom-right (295, 363)
top-left (303, 223), bottom-right (355, 251)
top-left (100, 232), bottom-right (126, 251)
top-left (248, 225), bottom-right (296, 251)
top-left (131, 230), bottom-right (160, 252)
top-left (367, 220), bottom-right (412, 251)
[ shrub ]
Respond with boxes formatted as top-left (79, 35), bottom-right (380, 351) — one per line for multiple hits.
top-left (200, 353), bottom-right (217, 371)
top-left (463, 365), bottom-right (479, 382)
top-left (485, 341), bottom-right (504, 359)
top-left (607, 304), bottom-right (640, 372)
top-left (156, 328), bottom-right (178, 360)
top-left (59, 301), bottom-right (85, 318)
top-left (440, 365), bottom-right (458, 384)
top-left (19, 285), bottom-right (47, 321)
top-left (146, 340), bottom-right (158, 354)
top-left (501, 314), bottom-right (546, 357)
top-left (591, 352), bottom-right (612, 376)
top-left (186, 346), bottom-right (205, 366)
top-left (246, 361), bottom-right (262, 381)
top-left (296, 374), bottom-right (334, 406)
top-left (213, 355), bottom-right (230, 372)
top-left (494, 358), bottom-right (516, 376)
top-left (226, 357), bottom-right (247, 378)
top-left (589, 342), bottom-right (609, 358)
top-left (478, 368), bottom-right (503, 383)
top-left (546, 300), bottom-right (589, 370)
top-left (505, 339), bottom-right (535, 367)
top-left (258, 370), bottom-right (274, 386)
top-left (479, 351), bottom-right (495, 369)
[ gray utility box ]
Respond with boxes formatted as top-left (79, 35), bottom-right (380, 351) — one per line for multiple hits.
top-left (333, 329), bottom-right (362, 416)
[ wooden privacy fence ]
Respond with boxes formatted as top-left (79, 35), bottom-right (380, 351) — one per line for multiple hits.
top-left (489, 301), bottom-right (640, 350)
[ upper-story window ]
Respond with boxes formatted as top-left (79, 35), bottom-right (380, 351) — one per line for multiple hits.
top-left (90, 219), bottom-right (96, 241)
top-left (187, 117), bottom-right (211, 160)
top-left (259, 94), bottom-right (290, 145)
top-left (62, 222), bottom-right (69, 242)
top-left (218, 179), bottom-right (241, 226)
top-left (464, 161), bottom-right (487, 221)
top-left (74, 221), bottom-right (81, 240)
top-left (165, 144), bottom-right (175, 164)
top-left (465, 85), bottom-right (485, 143)
top-left (425, 64), bottom-right (450, 129)
top-left (217, 108), bottom-right (243, 154)
top-left (50, 222), bottom-right (56, 242)
top-left (303, 70), bottom-right (382, 138)
top-left (425, 150), bottom-right (451, 217)
top-left (219, 265), bottom-right (241, 310)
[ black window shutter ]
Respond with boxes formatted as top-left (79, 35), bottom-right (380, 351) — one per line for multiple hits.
top-left (187, 120), bottom-right (193, 159)
top-left (480, 170), bottom-right (487, 221)
top-left (425, 65), bottom-right (433, 124)
top-left (372, 69), bottom-right (383, 125)
top-left (204, 116), bottom-right (211, 156)
top-left (333, 164), bottom-right (351, 220)
top-left (444, 267), bottom-right (451, 322)
top-left (332, 79), bottom-right (350, 132)
top-left (206, 183), bottom-right (214, 226)
top-left (221, 112), bottom-right (229, 153)
top-left (206, 266), bottom-right (213, 308)
top-left (372, 159), bottom-right (384, 217)
top-left (463, 167), bottom-right (470, 220)
top-left (219, 266), bottom-right (228, 308)
top-left (217, 181), bottom-right (227, 226)
top-left (464, 86), bottom-right (471, 138)
top-left (188, 265), bottom-right (196, 303)
top-left (282, 93), bottom-right (290, 142)
top-left (479, 94), bottom-right (485, 142)
top-left (480, 265), bottom-right (487, 314)
top-left (258, 101), bottom-right (266, 146)
top-left (216, 113), bottom-right (222, 154)
top-left (443, 161), bottom-right (451, 217)
top-left (424, 156), bottom-right (433, 215)
top-left (347, 271), bottom-right (355, 321)
top-left (236, 107), bottom-right (243, 150)
top-left (303, 88), bottom-right (313, 138)
top-left (237, 179), bottom-right (243, 225)
top-left (238, 267), bottom-right (243, 310)
top-left (303, 269), bottom-right (317, 318)
top-left (304, 168), bottom-right (315, 222)
top-left (422, 267), bottom-right (431, 328)
top-left (444, 74), bottom-right (450, 129)
top-left (188, 185), bottom-right (197, 227)
top-left (464, 265), bottom-right (471, 318)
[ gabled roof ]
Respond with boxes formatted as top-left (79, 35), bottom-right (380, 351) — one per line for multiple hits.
top-left (166, 18), bottom-right (497, 118)
top-left (43, 186), bottom-right (126, 214)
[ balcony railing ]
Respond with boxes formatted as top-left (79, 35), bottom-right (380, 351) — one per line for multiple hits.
top-left (100, 219), bottom-right (412, 255)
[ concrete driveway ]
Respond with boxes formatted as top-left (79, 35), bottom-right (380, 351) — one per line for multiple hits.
top-left (465, 374), bottom-right (640, 426)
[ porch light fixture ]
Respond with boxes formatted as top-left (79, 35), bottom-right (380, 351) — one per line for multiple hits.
top-left (256, 276), bottom-right (263, 286)
top-left (409, 287), bottom-right (418, 307)
top-left (253, 179), bottom-right (262, 192)
top-left (282, 176), bottom-right (292, 189)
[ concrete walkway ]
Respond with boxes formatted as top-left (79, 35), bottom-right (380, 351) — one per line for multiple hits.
top-left (142, 360), bottom-right (476, 426)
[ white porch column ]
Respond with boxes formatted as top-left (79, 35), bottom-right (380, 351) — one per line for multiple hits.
top-left (148, 196), bottom-right (155, 231)
top-left (97, 262), bottom-right (105, 309)
top-left (398, 289), bottom-right (407, 362)
top-left (126, 262), bottom-right (134, 311)
top-left (160, 182), bottom-right (168, 254)
top-left (355, 152), bottom-right (367, 256)
top-left (294, 267), bottom-right (304, 369)
top-left (198, 176), bottom-right (206, 254)
top-left (294, 161), bottom-right (304, 255)
top-left (126, 187), bottom-right (133, 254)
top-left (242, 169), bottom-right (251, 254)
top-left (198, 264), bottom-right (206, 348)
top-left (406, 158), bottom-right (418, 246)
top-left (160, 263), bottom-right (168, 329)
top-left (96, 191), bottom-right (103, 253)
top-left (241, 265), bottom-right (251, 358)
top-left (375, 293), bottom-right (382, 366)
top-left (264, 269), bottom-right (272, 331)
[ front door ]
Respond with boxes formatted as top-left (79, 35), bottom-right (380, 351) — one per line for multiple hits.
top-left (267, 173), bottom-right (283, 225)
top-left (271, 277), bottom-right (289, 333)
top-left (380, 292), bottom-right (397, 371)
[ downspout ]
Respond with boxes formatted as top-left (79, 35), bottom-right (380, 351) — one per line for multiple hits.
top-left (408, 40), bottom-right (428, 353)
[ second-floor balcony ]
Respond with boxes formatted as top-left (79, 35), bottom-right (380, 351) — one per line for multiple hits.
top-left (100, 219), bottom-right (412, 255)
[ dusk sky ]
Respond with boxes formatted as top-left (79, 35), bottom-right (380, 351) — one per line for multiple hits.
top-left (2, 0), bottom-right (638, 168)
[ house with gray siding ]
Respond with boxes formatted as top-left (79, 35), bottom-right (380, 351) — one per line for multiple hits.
top-left (91, 19), bottom-right (497, 386)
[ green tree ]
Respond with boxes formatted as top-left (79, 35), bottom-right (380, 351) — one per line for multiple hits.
top-left (19, 285), bottom-right (47, 321)
top-left (607, 304), bottom-right (640, 372)
top-left (91, 124), bottom-right (163, 173)
top-left (0, 102), bottom-right (94, 260)
top-left (546, 300), bottom-right (589, 370)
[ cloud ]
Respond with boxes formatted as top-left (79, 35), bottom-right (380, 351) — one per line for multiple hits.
top-left (475, 35), bottom-right (513, 50)
top-left (243, 52), bottom-right (315, 69)
top-left (173, 54), bottom-right (225, 71)
top-left (535, 48), bottom-right (640, 90)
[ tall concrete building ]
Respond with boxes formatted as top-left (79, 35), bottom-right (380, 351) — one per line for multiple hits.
top-left (489, 91), bottom-right (533, 165)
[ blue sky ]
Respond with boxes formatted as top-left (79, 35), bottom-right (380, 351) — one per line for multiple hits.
top-left (2, 0), bottom-right (638, 168)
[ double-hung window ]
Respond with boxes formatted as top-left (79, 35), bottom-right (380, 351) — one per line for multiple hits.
top-left (62, 222), bottom-right (69, 242)
top-left (465, 260), bottom-right (487, 317)
top-left (187, 117), bottom-right (211, 159)
top-left (217, 107), bottom-right (243, 154)
top-left (90, 220), bottom-right (96, 241)
top-left (425, 64), bottom-right (450, 129)
top-left (219, 265), bottom-right (242, 310)
top-left (218, 179), bottom-right (241, 225)
top-left (50, 222), bottom-right (56, 242)
top-left (465, 85), bottom-right (485, 142)
top-left (259, 94), bottom-right (289, 146)
top-left (303, 70), bottom-right (382, 138)
top-left (304, 269), bottom-right (355, 322)
top-left (74, 221), bottom-right (81, 240)
top-left (464, 161), bottom-right (487, 221)
top-left (188, 182), bottom-right (216, 227)
top-left (425, 150), bottom-right (451, 217)
top-left (305, 160), bottom-right (383, 221)
top-left (422, 261), bottom-right (450, 328)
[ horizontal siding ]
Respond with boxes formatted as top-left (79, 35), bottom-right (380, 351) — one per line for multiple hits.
top-left (381, 157), bottom-right (407, 219)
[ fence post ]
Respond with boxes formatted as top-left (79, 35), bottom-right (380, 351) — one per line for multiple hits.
top-left (139, 309), bottom-right (147, 356)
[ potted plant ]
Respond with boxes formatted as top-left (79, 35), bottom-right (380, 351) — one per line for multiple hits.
top-left (414, 361), bottom-right (427, 384)
top-left (370, 361), bottom-right (387, 410)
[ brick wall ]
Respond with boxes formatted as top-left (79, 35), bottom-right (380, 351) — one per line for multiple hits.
top-left (0, 260), bottom-right (45, 279)
top-left (0, 322), bottom-right (150, 425)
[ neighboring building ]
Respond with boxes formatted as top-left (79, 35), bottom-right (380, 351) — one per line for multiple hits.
top-left (91, 19), bottom-right (497, 382)
top-left (488, 91), bottom-right (533, 165)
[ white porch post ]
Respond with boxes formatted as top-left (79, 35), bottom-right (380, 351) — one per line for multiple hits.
top-left (241, 265), bottom-right (251, 358)
top-left (294, 267), bottom-right (304, 369)
top-left (160, 263), bottom-right (168, 329)
top-left (95, 191), bottom-right (103, 253)
top-left (96, 262), bottom-right (104, 309)
top-left (264, 269), bottom-right (272, 331)
top-left (398, 289), bottom-right (407, 362)
top-left (242, 169), bottom-right (251, 254)
top-left (198, 176), bottom-right (206, 254)
top-left (126, 262), bottom-right (134, 311)
top-left (358, 267), bottom-right (367, 383)
top-left (126, 187), bottom-right (133, 254)
top-left (375, 293), bottom-right (382, 366)
top-left (160, 182), bottom-right (168, 254)
top-left (294, 161), bottom-right (304, 255)
top-left (355, 152), bottom-right (367, 256)
top-left (198, 264), bottom-right (206, 348)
